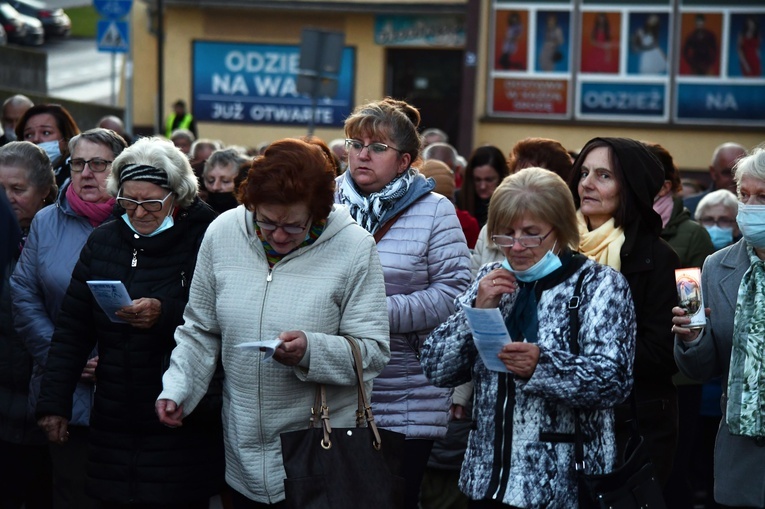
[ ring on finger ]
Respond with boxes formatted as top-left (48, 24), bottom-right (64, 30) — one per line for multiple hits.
top-left (492, 279), bottom-right (496, 287)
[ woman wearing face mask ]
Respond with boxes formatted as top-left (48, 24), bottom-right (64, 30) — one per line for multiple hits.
top-left (568, 137), bottom-right (680, 487)
top-left (32, 136), bottom-right (225, 508)
top-left (10, 128), bottom-right (127, 509)
top-left (645, 143), bottom-right (716, 507)
top-left (672, 146), bottom-right (765, 508)
top-left (0, 141), bottom-right (57, 509)
top-left (16, 104), bottom-right (81, 188)
top-left (647, 142), bottom-right (715, 269)
top-left (202, 147), bottom-right (249, 213)
top-left (422, 167), bottom-right (636, 508)
top-left (695, 189), bottom-right (740, 251)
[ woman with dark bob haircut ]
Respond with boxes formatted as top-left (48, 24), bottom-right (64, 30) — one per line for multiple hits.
top-left (158, 138), bottom-right (391, 508)
top-left (15, 104), bottom-right (81, 188)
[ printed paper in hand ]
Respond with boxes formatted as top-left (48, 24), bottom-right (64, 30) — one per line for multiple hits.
top-left (87, 280), bottom-right (132, 323)
top-left (236, 339), bottom-right (284, 361)
top-left (463, 307), bottom-right (513, 373)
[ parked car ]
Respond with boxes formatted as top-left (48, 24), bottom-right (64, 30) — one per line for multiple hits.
top-left (19, 12), bottom-right (43, 45)
top-left (0, 2), bottom-right (30, 45)
top-left (8, 0), bottom-right (70, 38)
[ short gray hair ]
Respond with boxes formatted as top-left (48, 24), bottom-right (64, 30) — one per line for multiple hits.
top-left (203, 148), bottom-right (248, 178)
top-left (170, 128), bottom-right (195, 144)
top-left (695, 189), bottom-right (738, 220)
top-left (733, 145), bottom-right (765, 193)
top-left (190, 138), bottom-right (223, 161)
top-left (422, 142), bottom-right (459, 168)
top-left (0, 141), bottom-right (56, 204)
top-left (108, 136), bottom-right (198, 207)
top-left (69, 127), bottom-right (128, 159)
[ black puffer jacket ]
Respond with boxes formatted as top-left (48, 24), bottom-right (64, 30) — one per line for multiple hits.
top-left (36, 198), bottom-right (224, 504)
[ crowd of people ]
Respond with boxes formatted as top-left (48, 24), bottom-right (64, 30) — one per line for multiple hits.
top-left (0, 92), bottom-right (762, 509)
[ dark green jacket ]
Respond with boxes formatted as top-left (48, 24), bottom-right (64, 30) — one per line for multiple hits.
top-left (661, 196), bottom-right (715, 269)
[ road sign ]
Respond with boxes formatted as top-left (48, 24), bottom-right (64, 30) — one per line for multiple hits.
top-left (97, 20), bottom-right (129, 53)
top-left (93, 0), bottom-right (133, 20)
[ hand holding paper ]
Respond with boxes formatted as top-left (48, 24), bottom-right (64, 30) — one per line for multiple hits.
top-left (463, 307), bottom-right (513, 373)
top-left (236, 339), bottom-right (284, 361)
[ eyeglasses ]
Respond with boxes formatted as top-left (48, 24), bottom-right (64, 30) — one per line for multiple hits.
top-left (492, 229), bottom-right (553, 248)
top-left (117, 191), bottom-right (174, 212)
top-left (699, 216), bottom-right (735, 228)
top-left (256, 217), bottom-right (311, 235)
top-left (70, 158), bottom-right (113, 173)
top-left (345, 139), bottom-right (402, 156)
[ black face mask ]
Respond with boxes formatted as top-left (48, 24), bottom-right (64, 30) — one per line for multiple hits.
top-left (205, 192), bottom-right (239, 214)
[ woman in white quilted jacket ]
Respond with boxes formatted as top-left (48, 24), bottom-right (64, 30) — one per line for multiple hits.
top-left (335, 97), bottom-right (472, 509)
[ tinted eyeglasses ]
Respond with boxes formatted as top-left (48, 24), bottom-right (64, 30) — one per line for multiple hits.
top-left (492, 229), bottom-right (553, 248)
top-left (345, 139), bottom-right (402, 156)
top-left (256, 218), bottom-right (311, 235)
top-left (70, 158), bottom-right (113, 173)
top-left (117, 191), bottom-right (174, 212)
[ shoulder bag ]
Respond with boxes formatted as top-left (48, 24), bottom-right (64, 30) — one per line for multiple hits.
top-left (280, 336), bottom-right (406, 509)
top-left (567, 269), bottom-right (667, 509)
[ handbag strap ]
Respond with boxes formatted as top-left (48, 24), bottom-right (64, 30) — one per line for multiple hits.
top-left (308, 336), bottom-right (384, 450)
top-left (373, 210), bottom-right (406, 243)
top-left (570, 268), bottom-right (641, 472)
top-left (343, 336), bottom-right (384, 450)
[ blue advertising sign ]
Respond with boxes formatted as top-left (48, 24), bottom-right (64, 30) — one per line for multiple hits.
top-left (676, 83), bottom-right (765, 122)
top-left (97, 20), bottom-right (129, 53)
top-left (93, 0), bottom-right (132, 19)
top-left (579, 82), bottom-right (666, 118)
top-left (192, 41), bottom-right (355, 127)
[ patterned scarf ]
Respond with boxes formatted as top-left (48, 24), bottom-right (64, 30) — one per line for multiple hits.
top-left (727, 242), bottom-right (765, 437)
top-left (255, 219), bottom-right (326, 268)
top-left (338, 168), bottom-right (417, 234)
top-left (576, 211), bottom-right (625, 271)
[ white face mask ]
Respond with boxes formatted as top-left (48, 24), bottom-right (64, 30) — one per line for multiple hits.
top-left (121, 213), bottom-right (175, 237)
top-left (37, 140), bottom-right (62, 163)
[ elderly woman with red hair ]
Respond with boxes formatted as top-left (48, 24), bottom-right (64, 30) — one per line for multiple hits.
top-left (157, 138), bottom-right (390, 508)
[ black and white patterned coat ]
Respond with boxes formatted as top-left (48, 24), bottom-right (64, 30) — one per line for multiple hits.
top-left (421, 257), bottom-right (636, 508)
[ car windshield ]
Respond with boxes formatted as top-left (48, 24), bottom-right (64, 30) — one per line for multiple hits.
top-left (0, 4), bottom-right (20, 17)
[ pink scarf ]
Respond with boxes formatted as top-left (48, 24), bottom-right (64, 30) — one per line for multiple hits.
top-left (66, 184), bottom-right (115, 227)
top-left (652, 193), bottom-right (674, 228)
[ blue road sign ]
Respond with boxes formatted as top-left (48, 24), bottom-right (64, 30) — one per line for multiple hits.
top-left (93, 0), bottom-right (133, 20)
top-left (97, 20), bottom-right (129, 53)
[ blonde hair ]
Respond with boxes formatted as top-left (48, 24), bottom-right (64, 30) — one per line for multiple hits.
top-left (487, 167), bottom-right (579, 250)
top-left (344, 97), bottom-right (421, 165)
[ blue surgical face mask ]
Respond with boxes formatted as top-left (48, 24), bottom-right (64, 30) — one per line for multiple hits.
top-left (37, 140), bottom-right (62, 163)
top-left (736, 203), bottom-right (765, 248)
top-left (121, 212), bottom-right (175, 238)
top-left (501, 244), bottom-right (562, 283)
top-left (704, 225), bottom-right (734, 250)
